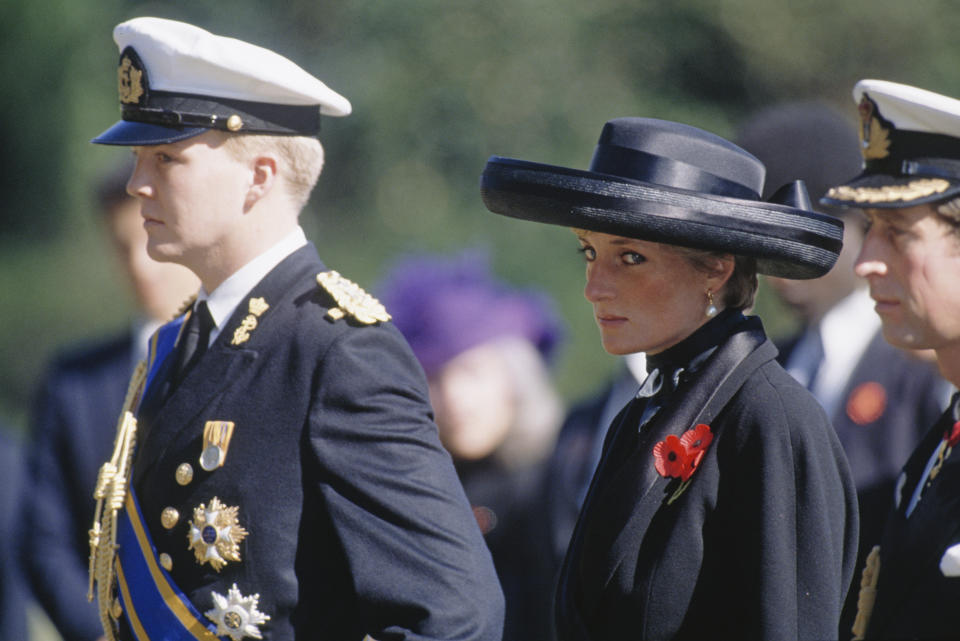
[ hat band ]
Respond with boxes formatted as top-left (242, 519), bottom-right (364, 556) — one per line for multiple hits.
top-left (589, 143), bottom-right (761, 201)
top-left (121, 91), bottom-right (321, 136)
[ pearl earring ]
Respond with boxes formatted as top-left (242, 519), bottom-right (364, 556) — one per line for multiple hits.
top-left (705, 291), bottom-right (718, 318)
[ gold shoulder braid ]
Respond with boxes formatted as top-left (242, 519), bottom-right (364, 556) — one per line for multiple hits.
top-left (316, 271), bottom-right (391, 325)
top-left (851, 545), bottom-right (881, 640)
top-left (87, 360), bottom-right (147, 640)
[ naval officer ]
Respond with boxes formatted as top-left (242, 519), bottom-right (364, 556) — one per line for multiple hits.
top-left (86, 17), bottom-right (504, 641)
top-left (823, 79), bottom-right (960, 640)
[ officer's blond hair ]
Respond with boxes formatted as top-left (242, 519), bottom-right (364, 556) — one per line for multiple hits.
top-left (221, 134), bottom-right (325, 212)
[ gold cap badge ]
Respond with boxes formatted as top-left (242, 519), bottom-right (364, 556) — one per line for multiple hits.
top-left (858, 94), bottom-right (891, 160)
top-left (317, 271), bottom-right (391, 325)
top-left (118, 54), bottom-right (144, 105)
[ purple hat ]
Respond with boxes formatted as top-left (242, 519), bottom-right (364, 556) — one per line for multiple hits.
top-left (379, 251), bottom-right (564, 376)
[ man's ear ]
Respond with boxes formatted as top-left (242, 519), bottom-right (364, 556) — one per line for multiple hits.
top-left (245, 154), bottom-right (278, 210)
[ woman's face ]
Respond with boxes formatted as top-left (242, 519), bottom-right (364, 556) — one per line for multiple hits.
top-left (576, 231), bottom-right (728, 355)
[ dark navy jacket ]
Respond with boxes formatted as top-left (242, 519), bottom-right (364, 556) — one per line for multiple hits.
top-left (557, 315), bottom-right (858, 641)
top-left (118, 243), bottom-right (504, 640)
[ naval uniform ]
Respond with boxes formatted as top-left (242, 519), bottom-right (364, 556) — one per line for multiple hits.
top-left (103, 231), bottom-right (504, 641)
top-left (862, 395), bottom-right (960, 640)
top-left (556, 311), bottom-right (859, 641)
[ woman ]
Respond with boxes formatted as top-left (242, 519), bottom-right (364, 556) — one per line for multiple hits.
top-left (379, 251), bottom-right (565, 641)
top-left (480, 117), bottom-right (859, 640)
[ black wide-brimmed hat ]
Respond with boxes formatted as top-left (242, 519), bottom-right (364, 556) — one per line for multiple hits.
top-left (822, 80), bottom-right (960, 209)
top-left (480, 117), bottom-right (844, 279)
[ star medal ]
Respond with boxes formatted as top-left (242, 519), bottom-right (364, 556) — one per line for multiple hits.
top-left (205, 583), bottom-right (270, 641)
top-left (187, 497), bottom-right (248, 571)
top-left (200, 420), bottom-right (235, 472)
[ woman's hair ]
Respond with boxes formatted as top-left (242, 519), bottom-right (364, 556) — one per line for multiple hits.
top-left (220, 133), bottom-right (325, 211)
top-left (670, 246), bottom-right (759, 310)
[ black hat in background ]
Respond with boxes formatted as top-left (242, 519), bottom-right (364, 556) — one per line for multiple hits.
top-left (735, 102), bottom-right (862, 205)
top-left (480, 117), bottom-right (843, 279)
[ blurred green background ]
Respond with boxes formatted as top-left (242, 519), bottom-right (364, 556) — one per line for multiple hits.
top-left (5, 0), bottom-right (960, 432)
top-left (5, 0), bottom-right (960, 638)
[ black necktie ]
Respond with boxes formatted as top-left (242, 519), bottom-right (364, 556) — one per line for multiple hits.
top-left (171, 300), bottom-right (214, 388)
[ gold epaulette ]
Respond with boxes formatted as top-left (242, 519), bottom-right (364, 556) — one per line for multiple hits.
top-left (316, 271), bottom-right (391, 325)
top-left (851, 545), bottom-right (881, 640)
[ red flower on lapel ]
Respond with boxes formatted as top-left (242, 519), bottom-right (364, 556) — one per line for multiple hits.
top-left (946, 421), bottom-right (960, 448)
top-left (653, 435), bottom-right (690, 478)
top-left (653, 423), bottom-right (714, 503)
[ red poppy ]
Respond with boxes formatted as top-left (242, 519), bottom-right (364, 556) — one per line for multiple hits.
top-left (653, 434), bottom-right (690, 479)
top-left (680, 423), bottom-right (713, 453)
top-left (945, 421), bottom-right (960, 448)
top-left (682, 449), bottom-right (706, 481)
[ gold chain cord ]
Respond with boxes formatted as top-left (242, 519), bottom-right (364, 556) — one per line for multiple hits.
top-left (88, 360), bottom-right (146, 640)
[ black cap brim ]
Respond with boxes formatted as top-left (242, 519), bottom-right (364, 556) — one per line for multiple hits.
top-left (481, 156), bottom-right (843, 280)
top-left (91, 120), bottom-right (208, 146)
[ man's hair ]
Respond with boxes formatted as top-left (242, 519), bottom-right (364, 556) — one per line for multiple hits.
top-left (936, 196), bottom-right (960, 233)
top-left (670, 246), bottom-right (759, 311)
top-left (221, 134), bottom-right (325, 211)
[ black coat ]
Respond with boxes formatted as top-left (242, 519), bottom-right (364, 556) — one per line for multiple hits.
top-left (27, 332), bottom-right (133, 641)
top-left (117, 243), bottom-right (504, 640)
top-left (864, 401), bottom-right (960, 640)
top-left (557, 316), bottom-right (859, 641)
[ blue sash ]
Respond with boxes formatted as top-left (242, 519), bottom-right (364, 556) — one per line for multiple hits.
top-left (116, 488), bottom-right (219, 641)
top-left (143, 315), bottom-right (187, 403)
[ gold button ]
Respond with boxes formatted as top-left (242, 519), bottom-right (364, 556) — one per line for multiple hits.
top-left (161, 507), bottom-right (180, 529)
top-left (175, 463), bottom-right (194, 486)
top-left (226, 114), bottom-right (243, 131)
top-left (159, 553), bottom-right (173, 571)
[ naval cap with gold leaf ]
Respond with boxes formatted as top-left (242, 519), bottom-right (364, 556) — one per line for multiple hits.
top-left (92, 17), bottom-right (351, 146)
top-left (823, 79), bottom-right (960, 209)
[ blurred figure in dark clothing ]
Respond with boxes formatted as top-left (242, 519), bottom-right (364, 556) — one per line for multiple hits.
top-left (736, 102), bottom-right (951, 638)
top-left (23, 160), bottom-right (198, 641)
top-left (0, 421), bottom-right (27, 641)
top-left (380, 250), bottom-right (565, 641)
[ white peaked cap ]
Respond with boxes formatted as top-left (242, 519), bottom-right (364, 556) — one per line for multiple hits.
top-left (854, 79), bottom-right (960, 138)
top-left (113, 17), bottom-right (351, 115)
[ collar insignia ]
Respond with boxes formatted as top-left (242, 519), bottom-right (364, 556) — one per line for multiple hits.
top-left (317, 270), bottom-right (391, 325)
top-left (231, 297), bottom-right (270, 345)
top-left (858, 94), bottom-right (891, 160)
top-left (187, 497), bottom-right (248, 572)
top-left (205, 583), bottom-right (271, 641)
top-left (118, 54), bottom-right (144, 105)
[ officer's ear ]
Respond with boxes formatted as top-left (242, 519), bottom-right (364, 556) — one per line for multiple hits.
top-left (245, 152), bottom-right (279, 211)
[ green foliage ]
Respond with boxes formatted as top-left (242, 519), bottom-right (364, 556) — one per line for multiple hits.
top-left (2, 0), bottom-right (958, 431)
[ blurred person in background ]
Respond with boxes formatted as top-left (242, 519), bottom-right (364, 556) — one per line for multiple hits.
top-left (481, 116), bottom-right (858, 640)
top-left (380, 250), bottom-right (565, 641)
top-left (823, 80), bottom-right (960, 641)
top-left (24, 159), bottom-right (199, 641)
top-left (0, 419), bottom-right (27, 641)
top-left (735, 102), bottom-right (950, 638)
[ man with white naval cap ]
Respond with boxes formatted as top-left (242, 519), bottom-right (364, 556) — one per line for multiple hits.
top-left (86, 17), bottom-right (504, 641)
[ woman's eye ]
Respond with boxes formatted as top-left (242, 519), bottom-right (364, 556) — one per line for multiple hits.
top-left (578, 246), bottom-right (596, 261)
top-left (622, 251), bottom-right (645, 265)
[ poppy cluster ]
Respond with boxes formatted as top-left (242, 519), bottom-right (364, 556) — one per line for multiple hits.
top-left (653, 423), bottom-right (713, 482)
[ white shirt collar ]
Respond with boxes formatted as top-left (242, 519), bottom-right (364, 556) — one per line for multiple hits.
top-left (197, 226), bottom-right (308, 343)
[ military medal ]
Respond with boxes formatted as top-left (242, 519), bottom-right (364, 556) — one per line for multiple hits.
top-left (201, 421), bottom-right (235, 472)
top-left (187, 497), bottom-right (248, 571)
top-left (205, 584), bottom-right (270, 641)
